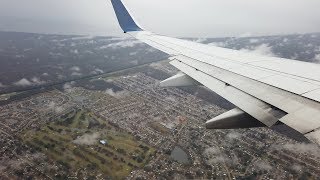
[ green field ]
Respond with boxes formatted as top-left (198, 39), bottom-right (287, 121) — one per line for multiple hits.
top-left (21, 109), bottom-right (155, 179)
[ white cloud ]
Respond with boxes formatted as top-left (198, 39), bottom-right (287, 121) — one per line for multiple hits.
top-left (70, 66), bottom-right (81, 72)
top-left (71, 49), bottom-right (79, 54)
top-left (63, 83), bottom-right (72, 89)
top-left (204, 147), bottom-right (236, 165)
top-left (24, 48), bottom-right (32, 52)
top-left (15, 55), bottom-right (25, 58)
top-left (204, 147), bottom-right (221, 157)
top-left (105, 88), bottom-right (130, 98)
top-left (254, 160), bottom-right (273, 171)
top-left (73, 133), bottom-right (100, 145)
top-left (194, 38), bottom-right (207, 43)
top-left (208, 155), bottom-right (232, 165)
top-left (90, 71), bottom-right (98, 75)
top-left (100, 40), bottom-right (143, 49)
top-left (85, 50), bottom-right (93, 54)
top-left (130, 60), bottom-right (139, 65)
top-left (90, 68), bottom-right (104, 75)
top-left (42, 73), bottom-right (49, 76)
top-left (226, 131), bottom-right (242, 140)
top-left (49, 52), bottom-right (63, 57)
top-left (71, 72), bottom-right (82, 76)
top-left (147, 48), bottom-right (157, 53)
top-left (31, 77), bottom-right (45, 85)
top-left (14, 78), bottom-right (32, 86)
top-left (165, 96), bottom-right (176, 102)
top-left (108, 37), bottom-right (132, 41)
top-left (208, 42), bottom-right (226, 47)
top-left (57, 74), bottom-right (64, 79)
top-left (105, 79), bottom-right (113, 83)
top-left (272, 143), bottom-right (320, 157)
top-left (249, 38), bottom-right (259, 43)
top-left (63, 82), bottom-right (74, 93)
top-left (47, 101), bottom-right (64, 113)
top-left (291, 164), bottom-right (303, 172)
top-left (94, 68), bottom-right (104, 74)
top-left (240, 44), bottom-right (275, 57)
top-left (71, 35), bottom-right (94, 40)
top-left (55, 106), bottom-right (64, 113)
top-left (47, 101), bottom-right (55, 109)
top-left (129, 51), bottom-right (138, 56)
top-left (149, 62), bottom-right (162, 68)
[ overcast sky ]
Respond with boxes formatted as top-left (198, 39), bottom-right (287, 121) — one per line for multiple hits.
top-left (0, 0), bottom-right (319, 38)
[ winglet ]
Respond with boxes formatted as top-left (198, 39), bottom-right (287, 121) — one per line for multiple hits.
top-left (110, 0), bottom-right (143, 33)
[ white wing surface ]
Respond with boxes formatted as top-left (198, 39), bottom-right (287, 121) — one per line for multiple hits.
top-left (110, 0), bottom-right (320, 145)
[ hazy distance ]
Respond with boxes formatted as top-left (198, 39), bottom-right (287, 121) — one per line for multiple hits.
top-left (0, 0), bottom-right (319, 37)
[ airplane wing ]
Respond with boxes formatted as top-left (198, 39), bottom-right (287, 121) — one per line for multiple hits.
top-left (110, 0), bottom-right (320, 145)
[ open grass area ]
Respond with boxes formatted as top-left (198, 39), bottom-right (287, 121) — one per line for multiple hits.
top-left (21, 109), bottom-right (155, 179)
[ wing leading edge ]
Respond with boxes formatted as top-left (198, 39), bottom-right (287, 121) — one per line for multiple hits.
top-left (109, 0), bottom-right (320, 145)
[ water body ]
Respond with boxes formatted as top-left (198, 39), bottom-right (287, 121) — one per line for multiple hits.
top-left (170, 146), bottom-right (190, 164)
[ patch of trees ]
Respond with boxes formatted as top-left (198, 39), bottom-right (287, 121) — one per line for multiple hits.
top-left (139, 144), bottom-right (149, 152)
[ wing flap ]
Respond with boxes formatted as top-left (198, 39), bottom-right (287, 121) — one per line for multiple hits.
top-left (172, 55), bottom-right (320, 134)
top-left (170, 59), bottom-right (279, 127)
